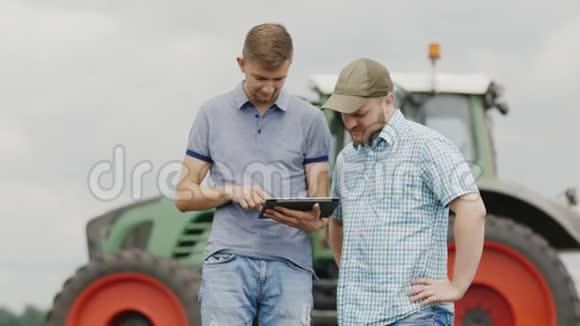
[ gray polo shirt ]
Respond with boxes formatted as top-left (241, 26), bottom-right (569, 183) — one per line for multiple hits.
top-left (186, 81), bottom-right (331, 273)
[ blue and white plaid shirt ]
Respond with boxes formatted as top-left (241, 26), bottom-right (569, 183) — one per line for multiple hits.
top-left (332, 109), bottom-right (479, 325)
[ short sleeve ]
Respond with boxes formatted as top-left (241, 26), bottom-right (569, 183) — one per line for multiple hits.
top-left (421, 137), bottom-right (479, 206)
top-left (186, 106), bottom-right (213, 163)
top-left (302, 110), bottom-right (331, 164)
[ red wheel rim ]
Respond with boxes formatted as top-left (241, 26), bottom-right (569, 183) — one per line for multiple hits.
top-left (448, 241), bottom-right (557, 326)
top-left (66, 273), bottom-right (188, 326)
top-left (457, 285), bottom-right (514, 326)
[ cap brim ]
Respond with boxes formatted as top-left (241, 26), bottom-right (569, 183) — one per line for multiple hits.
top-left (321, 93), bottom-right (367, 114)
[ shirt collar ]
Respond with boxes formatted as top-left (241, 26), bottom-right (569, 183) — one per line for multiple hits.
top-left (352, 109), bottom-right (406, 151)
top-left (233, 80), bottom-right (289, 112)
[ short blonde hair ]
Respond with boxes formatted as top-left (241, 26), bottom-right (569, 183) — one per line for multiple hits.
top-left (243, 23), bottom-right (293, 69)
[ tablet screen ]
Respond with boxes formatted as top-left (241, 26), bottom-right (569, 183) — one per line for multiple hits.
top-left (259, 197), bottom-right (339, 218)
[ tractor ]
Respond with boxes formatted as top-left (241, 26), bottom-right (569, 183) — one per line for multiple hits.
top-left (47, 47), bottom-right (580, 325)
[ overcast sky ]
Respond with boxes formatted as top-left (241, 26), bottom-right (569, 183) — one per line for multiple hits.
top-left (1, 0), bottom-right (580, 311)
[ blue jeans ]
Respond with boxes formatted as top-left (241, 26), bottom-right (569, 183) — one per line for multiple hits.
top-left (389, 306), bottom-right (454, 325)
top-left (198, 252), bottom-right (313, 326)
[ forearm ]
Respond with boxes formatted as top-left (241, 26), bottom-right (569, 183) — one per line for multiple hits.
top-left (308, 180), bottom-right (328, 198)
top-left (306, 162), bottom-right (329, 198)
top-left (451, 211), bottom-right (485, 294)
top-left (175, 181), bottom-right (230, 212)
top-left (329, 218), bottom-right (343, 266)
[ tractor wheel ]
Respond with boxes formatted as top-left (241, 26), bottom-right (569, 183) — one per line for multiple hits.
top-left (448, 215), bottom-right (580, 326)
top-left (46, 249), bottom-right (201, 326)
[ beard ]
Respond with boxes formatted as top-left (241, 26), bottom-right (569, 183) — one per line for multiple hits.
top-left (350, 120), bottom-right (387, 145)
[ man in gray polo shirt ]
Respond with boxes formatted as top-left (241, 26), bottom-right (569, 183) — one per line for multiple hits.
top-left (175, 23), bottom-right (331, 325)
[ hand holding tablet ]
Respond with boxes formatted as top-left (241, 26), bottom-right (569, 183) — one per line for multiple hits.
top-left (259, 197), bottom-right (340, 219)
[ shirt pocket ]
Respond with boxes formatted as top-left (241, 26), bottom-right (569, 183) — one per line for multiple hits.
top-left (375, 160), bottom-right (425, 212)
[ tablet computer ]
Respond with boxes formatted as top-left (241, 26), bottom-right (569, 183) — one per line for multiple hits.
top-left (259, 197), bottom-right (340, 219)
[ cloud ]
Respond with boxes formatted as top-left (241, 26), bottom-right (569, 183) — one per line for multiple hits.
top-left (0, 2), bottom-right (241, 118)
top-left (0, 2), bottom-right (240, 186)
top-left (533, 18), bottom-right (580, 90)
top-left (0, 3), bottom-right (122, 116)
top-left (0, 2), bottom-right (240, 310)
top-left (0, 120), bottom-right (31, 159)
top-left (0, 182), bottom-right (95, 311)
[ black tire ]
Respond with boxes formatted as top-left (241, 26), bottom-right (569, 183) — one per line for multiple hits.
top-left (448, 215), bottom-right (580, 326)
top-left (46, 249), bottom-right (201, 326)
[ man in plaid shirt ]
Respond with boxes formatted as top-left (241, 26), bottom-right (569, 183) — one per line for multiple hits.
top-left (323, 58), bottom-right (487, 325)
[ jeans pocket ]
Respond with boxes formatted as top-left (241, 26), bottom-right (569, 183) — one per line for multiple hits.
top-left (444, 311), bottom-right (455, 326)
top-left (204, 252), bottom-right (236, 266)
top-left (284, 260), bottom-right (314, 278)
top-left (396, 308), bottom-right (437, 325)
top-left (197, 281), bottom-right (203, 304)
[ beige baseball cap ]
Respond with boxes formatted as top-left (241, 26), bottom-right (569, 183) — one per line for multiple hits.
top-left (322, 58), bottom-right (393, 114)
